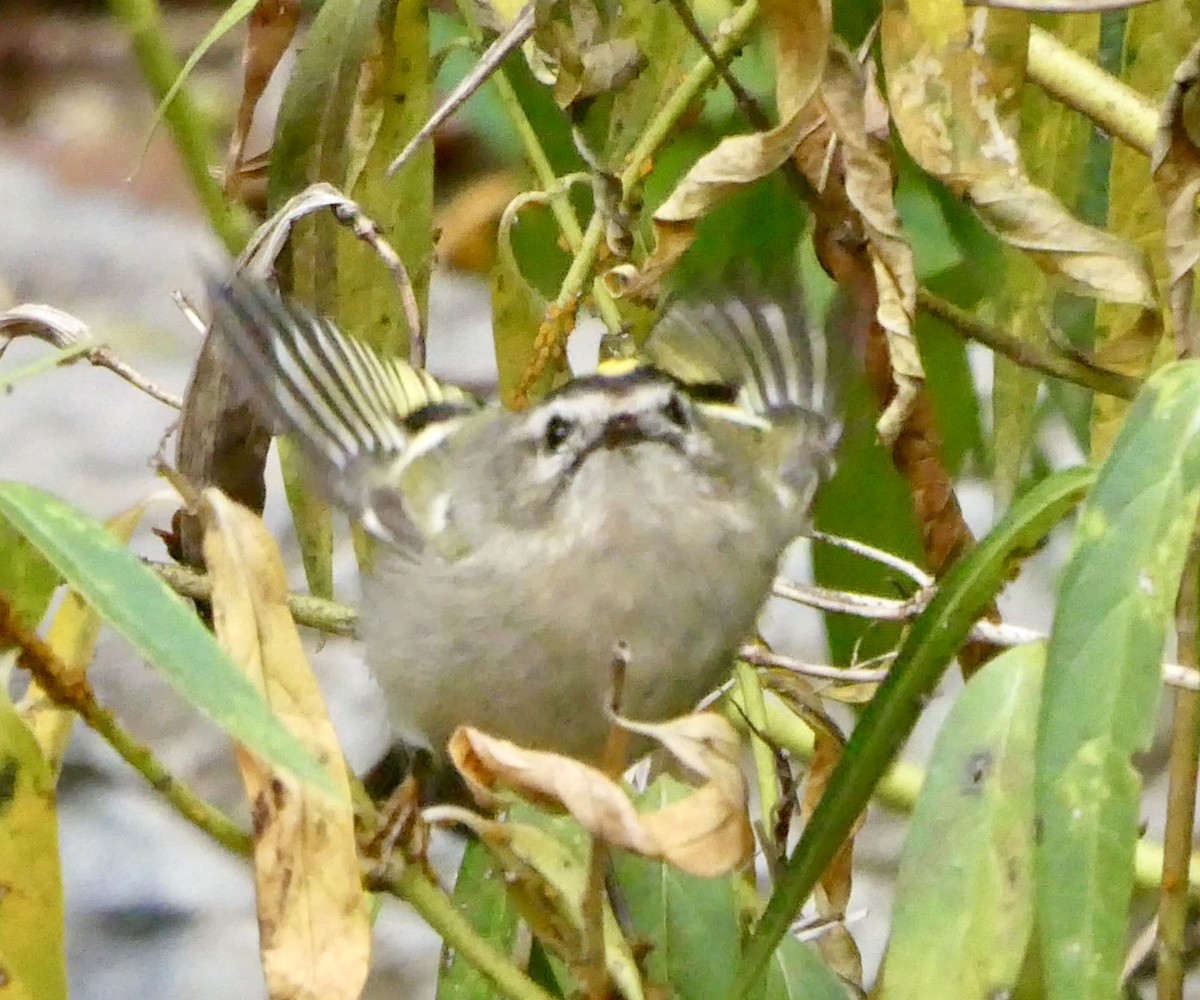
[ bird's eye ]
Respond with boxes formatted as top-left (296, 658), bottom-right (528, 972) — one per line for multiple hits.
top-left (663, 392), bottom-right (690, 429)
top-left (543, 414), bottom-right (574, 450)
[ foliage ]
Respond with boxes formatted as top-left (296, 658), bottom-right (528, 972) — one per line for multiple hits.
top-left (4, 1), bottom-right (1200, 999)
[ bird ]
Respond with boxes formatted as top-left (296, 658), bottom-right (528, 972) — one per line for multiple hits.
top-left (207, 274), bottom-right (840, 781)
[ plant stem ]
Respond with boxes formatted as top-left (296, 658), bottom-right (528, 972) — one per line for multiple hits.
top-left (0, 595), bottom-right (253, 856)
top-left (732, 661), bottom-right (780, 844)
top-left (917, 287), bottom-right (1141, 400)
top-left (369, 863), bottom-right (557, 1000)
top-left (620, 0), bottom-right (761, 197)
top-left (1026, 25), bottom-right (1157, 157)
top-left (106, 0), bottom-right (250, 254)
top-left (450, 0), bottom-right (624, 332)
top-left (1156, 525), bottom-right (1200, 1000)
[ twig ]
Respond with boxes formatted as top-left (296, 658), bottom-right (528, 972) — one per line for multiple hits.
top-left (387, 3), bottom-right (535, 177)
top-left (1156, 521), bottom-right (1200, 1000)
top-left (149, 560), bottom-right (359, 637)
top-left (330, 201), bottom-right (426, 368)
top-left (0, 304), bottom-right (183, 408)
top-left (619, 0), bottom-right (762, 201)
top-left (917, 288), bottom-right (1141, 400)
top-left (772, 576), bottom-right (1200, 691)
top-left (448, 0), bottom-right (623, 334)
top-left (150, 557), bottom-right (1200, 692)
top-left (740, 645), bottom-right (891, 684)
top-left (0, 593), bottom-right (252, 856)
top-left (660, 0), bottom-right (771, 132)
top-left (809, 530), bottom-right (933, 587)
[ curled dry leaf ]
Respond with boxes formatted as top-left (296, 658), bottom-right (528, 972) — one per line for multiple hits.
top-left (624, 0), bottom-right (831, 298)
top-left (1152, 40), bottom-right (1200, 357)
top-left (448, 711), bottom-right (752, 878)
top-left (880, 1), bottom-right (1155, 309)
top-left (201, 489), bottom-right (369, 1000)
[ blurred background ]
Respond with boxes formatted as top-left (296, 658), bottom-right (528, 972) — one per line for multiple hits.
top-left (0, 2), bottom-right (1172, 997)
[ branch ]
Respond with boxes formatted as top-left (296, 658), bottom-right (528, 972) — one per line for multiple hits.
top-left (917, 288), bottom-right (1141, 400)
top-left (0, 593), bottom-right (252, 856)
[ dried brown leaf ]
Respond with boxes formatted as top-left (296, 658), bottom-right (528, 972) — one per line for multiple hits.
top-left (448, 713), bottom-right (751, 878)
top-left (225, 0), bottom-right (301, 200)
top-left (201, 490), bottom-right (369, 1000)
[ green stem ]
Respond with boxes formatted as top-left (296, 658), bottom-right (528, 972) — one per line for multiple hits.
top-left (106, 0), bottom-right (250, 253)
top-left (1, 595), bottom-right (252, 855)
top-left (917, 288), bottom-right (1141, 400)
top-left (731, 662), bottom-right (780, 852)
top-left (619, 0), bottom-right (761, 197)
top-left (1026, 24), bottom-right (1157, 157)
top-left (450, 0), bottom-right (623, 332)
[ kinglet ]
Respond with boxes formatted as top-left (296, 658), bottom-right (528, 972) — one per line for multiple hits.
top-left (209, 277), bottom-right (839, 770)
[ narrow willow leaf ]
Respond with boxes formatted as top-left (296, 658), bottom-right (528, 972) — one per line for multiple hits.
top-left (20, 502), bottom-right (147, 776)
top-left (1037, 360), bottom-right (1200, 1000)
top-left (736, 465), bottom-right (1096, 997)
top-left (0, 687), bottom-right (67, 1000)
top-left (0, 483), bottom-right (331, 793)
top-left (610, 777), bottom-right (741, 1000)
top-left (755, 936), bottom-right (851, 1000)
top-left (877, 644), bottom-right (1044, 1000)
top-left (437, 838), bottom-right (522, 1000)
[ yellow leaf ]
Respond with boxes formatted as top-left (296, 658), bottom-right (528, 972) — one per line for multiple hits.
top-left (201, 490), bottom-right (369, 1000)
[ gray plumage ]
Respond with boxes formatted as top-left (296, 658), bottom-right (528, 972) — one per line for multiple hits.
top-left (208, 276), bottom-right (840, 765)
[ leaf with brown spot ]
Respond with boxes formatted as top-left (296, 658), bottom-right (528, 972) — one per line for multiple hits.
top-left (880, 0), bottom-right (1155, 310)
top-left (448, 712), bottom-right (752, 878)
top-left (201, 490), bottom-right (369, 1000)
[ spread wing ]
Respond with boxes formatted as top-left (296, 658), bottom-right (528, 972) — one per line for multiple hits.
top-left (208, 275), bottom-right (481, 547)
top-left (641, 281), bottom-right (844, 511)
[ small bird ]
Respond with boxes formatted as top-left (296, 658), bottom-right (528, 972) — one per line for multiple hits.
top-left (209, 276), bottom-right (840, 774)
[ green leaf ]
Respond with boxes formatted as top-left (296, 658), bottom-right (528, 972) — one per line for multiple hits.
top-left (0, 684), bottom-right (67, 1000)
top-left (610, 776), bottom-right (740, 1000)
top-left (437, 837), bottom-right (523, 1000)
top-left (755, 936), bottom-right (851, 1000)
top-left (877, 644), bottom-right (1044, 1000)
top-left (736, 465), bottom-right (1096, 998)
top-left (0, 517), bottom-right (58, 631)
top-left (0, 483), bottom-right (331, 794)
top-left (1036, 360), bottom-right (1200, 1000)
